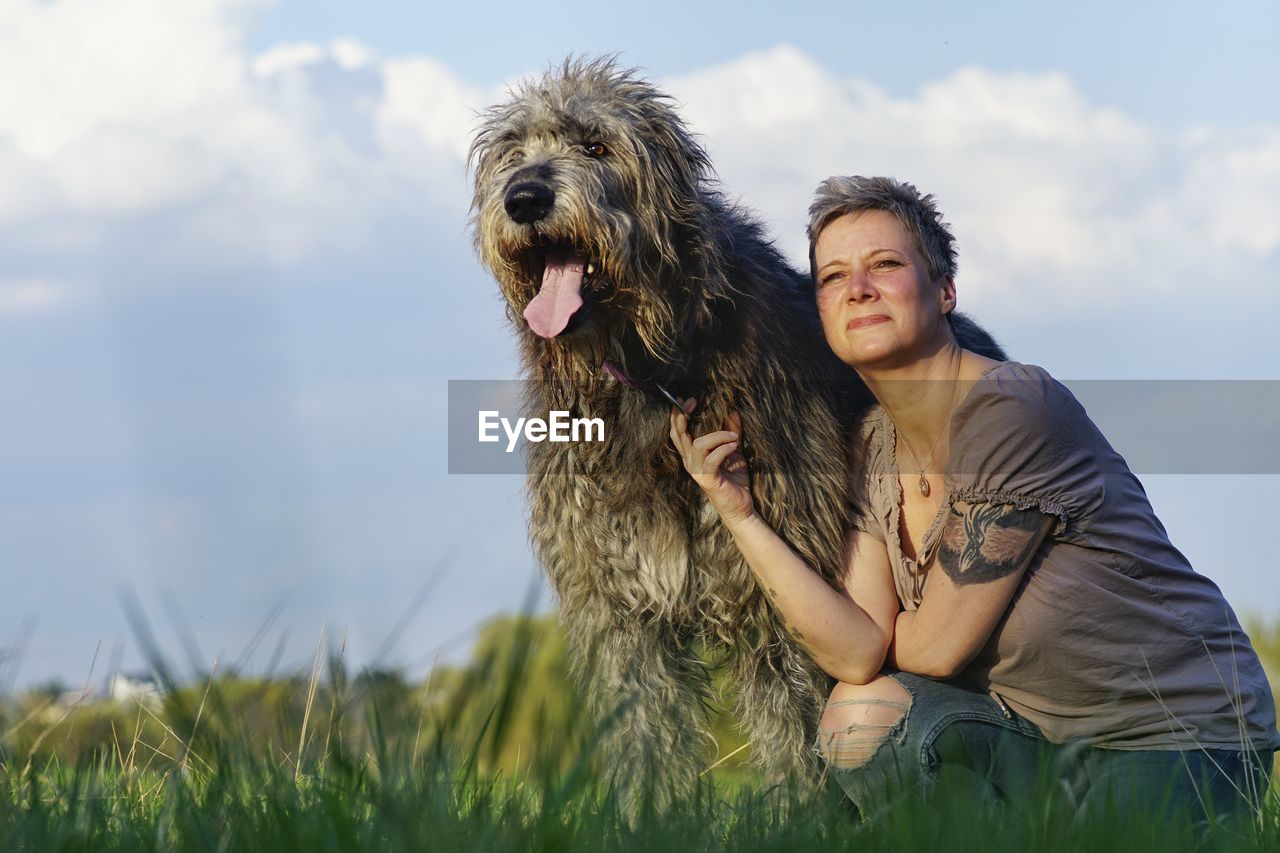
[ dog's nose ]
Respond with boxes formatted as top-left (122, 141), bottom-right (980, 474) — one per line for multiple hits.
top-left (504, 182), bottom-right (555, 224)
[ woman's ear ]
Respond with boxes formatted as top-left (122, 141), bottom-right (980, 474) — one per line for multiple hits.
top-left (939, 276), bottom-right (957, 315)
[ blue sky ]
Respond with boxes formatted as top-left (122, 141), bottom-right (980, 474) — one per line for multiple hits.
top-left (1, 0), bottom-right (1278, 690)
top-left (248, 0), bottom-right (1277, 129)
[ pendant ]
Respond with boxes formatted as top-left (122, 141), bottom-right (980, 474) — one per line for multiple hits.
top-left (918, 475), bottom-right (930, 497)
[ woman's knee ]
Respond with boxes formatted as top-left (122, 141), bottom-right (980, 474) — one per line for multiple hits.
top-left (817, 675), bottom-right (912, 770)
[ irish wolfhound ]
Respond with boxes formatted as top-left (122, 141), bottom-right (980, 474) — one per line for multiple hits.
top-left (469, 58), bottom-right (1004, 800)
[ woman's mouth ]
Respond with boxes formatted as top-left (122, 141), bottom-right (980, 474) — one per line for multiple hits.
top-left (847, 315), bottom-right (890, 330)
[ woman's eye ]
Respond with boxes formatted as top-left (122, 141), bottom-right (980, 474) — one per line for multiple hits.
top-left (584, 142), bottom-right (608, 157)
top-left (821, 272), bottom-right (844, 287)
top-left (875, 259), bottom-right (901, 269)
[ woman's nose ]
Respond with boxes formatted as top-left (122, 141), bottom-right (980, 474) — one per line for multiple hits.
top-left (845, 270), bottom-right (875, 302)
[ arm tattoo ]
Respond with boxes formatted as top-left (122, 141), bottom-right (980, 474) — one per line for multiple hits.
top-left (937, 500), bottom-right (1046, 586)
top-left (786, 624), bottom-right (813, 656)
top-left (763, 586), bottom-right (814, 654)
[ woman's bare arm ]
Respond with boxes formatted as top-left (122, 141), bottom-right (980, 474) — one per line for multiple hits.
top-left (669, 398), bottom-right (897, 684)
top-left (888, 498), bottom-right (1055, 678)
top-left (726, 519), bottom-right (898, 684)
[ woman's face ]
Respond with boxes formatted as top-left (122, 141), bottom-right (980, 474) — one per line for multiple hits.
top-left (813, 209), bottom-right (955, 370)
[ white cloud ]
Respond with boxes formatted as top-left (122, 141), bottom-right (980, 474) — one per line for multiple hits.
top-left (0, 8), bottom-right (1275, 317)
top-left (1177, 131), bottom-right (1280, 254)
top-left (664, 45), bottom-right (1280, 317)
top-left (251, 41), bottom-right (327, 77)
top-left (0, 278), bottom-right (75, 315)
top-left (330, 37), bottom-right (375, 72)
top-left (0, 0), bottom-right (251, 159)
top-left (377, 56), bottom-right (491, 162)
top-left (0, 0), bottom-right (485, 261)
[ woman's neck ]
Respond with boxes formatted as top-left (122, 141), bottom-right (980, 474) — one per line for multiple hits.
top-left (859, 342), bottom-right (969, 459)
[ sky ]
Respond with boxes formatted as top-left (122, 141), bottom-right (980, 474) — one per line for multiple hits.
top-left (1, 0), bottom-right (1278, 690)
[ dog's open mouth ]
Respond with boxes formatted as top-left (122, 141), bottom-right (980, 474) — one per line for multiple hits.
top-left (519, 241), bottom-right (598, 339)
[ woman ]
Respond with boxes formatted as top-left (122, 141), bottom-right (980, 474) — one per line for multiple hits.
top-left (668, 175), bottom-right (1278, 822)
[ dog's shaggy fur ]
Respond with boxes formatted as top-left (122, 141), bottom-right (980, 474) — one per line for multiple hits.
top-left (470, 58), bottom-right (1004, 800)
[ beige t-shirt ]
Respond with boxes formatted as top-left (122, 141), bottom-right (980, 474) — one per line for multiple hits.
top-left (850, 360), bottom-right (1280, 751)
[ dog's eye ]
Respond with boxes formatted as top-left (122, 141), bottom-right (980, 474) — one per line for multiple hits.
top-left (584, 142), bottom-right (608, 157)
top-left (506, 149), bottom-right (526, 165)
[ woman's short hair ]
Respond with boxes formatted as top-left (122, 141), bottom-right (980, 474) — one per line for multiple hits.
top-left (806, 176), bottom-right (958, 288)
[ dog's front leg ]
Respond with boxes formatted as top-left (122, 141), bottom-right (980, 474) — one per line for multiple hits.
top-left (564, 607), bottom-right (716, 816)
top-left (730, 613), bottom-right (831, 790)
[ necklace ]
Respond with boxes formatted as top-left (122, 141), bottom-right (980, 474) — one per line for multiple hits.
top-left (894, 366), bottom-right (962, 498)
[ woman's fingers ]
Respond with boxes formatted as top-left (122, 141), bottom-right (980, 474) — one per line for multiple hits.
top-left (703, 439), bottom-right (739, 473)
top-left (692, 430), bottom-right (739, 452)
top-left (671, 399), bottom-right (746, 481)
top-left (669, 400), bottom-right (752, 526)
top-left (690, 435), bottom-right (738, 476)
top-left (669, 404), bottom-right (739, 477)
top-left (681, 426), bottom-right (695, 457)
top-left (669, 407), bottom-right (688, 445)
top-left (671, 399), bottom-right (700, 450)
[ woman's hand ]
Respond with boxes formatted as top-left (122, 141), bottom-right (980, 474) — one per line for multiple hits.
top-left (668, 398), bottom-right (755, 529)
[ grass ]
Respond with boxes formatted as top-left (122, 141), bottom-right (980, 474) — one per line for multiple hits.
top-left (1, 611), bottom-right (1277, 851)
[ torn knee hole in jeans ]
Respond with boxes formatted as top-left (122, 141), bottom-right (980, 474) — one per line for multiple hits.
top-left (816, 698), bottom-right (912, 770)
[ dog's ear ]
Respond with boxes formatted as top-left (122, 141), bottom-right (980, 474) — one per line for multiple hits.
top-left (468, 103), bottom-right (522, 187)
top-left (635, 108), bottom-right (710, 221)
top-left (603, 75), bottom-right (711, 226)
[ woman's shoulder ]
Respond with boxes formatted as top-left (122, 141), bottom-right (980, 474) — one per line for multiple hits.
top-left (947, 358), bottom-right (1110, 537)
top-left (969, 357), bottom-right (1053, 386)
top-left (958, 359), bottom-right (1082, 425)
top-left (949, 358), bottom-right (1106, 478)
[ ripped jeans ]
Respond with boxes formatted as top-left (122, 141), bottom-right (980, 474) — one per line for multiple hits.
top-left (814, 671), bottom-right (1274, 824)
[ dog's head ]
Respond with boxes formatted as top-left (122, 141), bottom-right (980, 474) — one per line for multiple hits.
top-left (470, 57), bottom-right (714, 371)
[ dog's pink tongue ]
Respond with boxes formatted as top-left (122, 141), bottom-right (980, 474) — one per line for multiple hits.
top-left (524, 249), bottom-right (586, 338)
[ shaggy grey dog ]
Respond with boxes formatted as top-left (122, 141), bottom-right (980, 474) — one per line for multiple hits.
top-left (469, 58), bottom-right (1004, 801)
